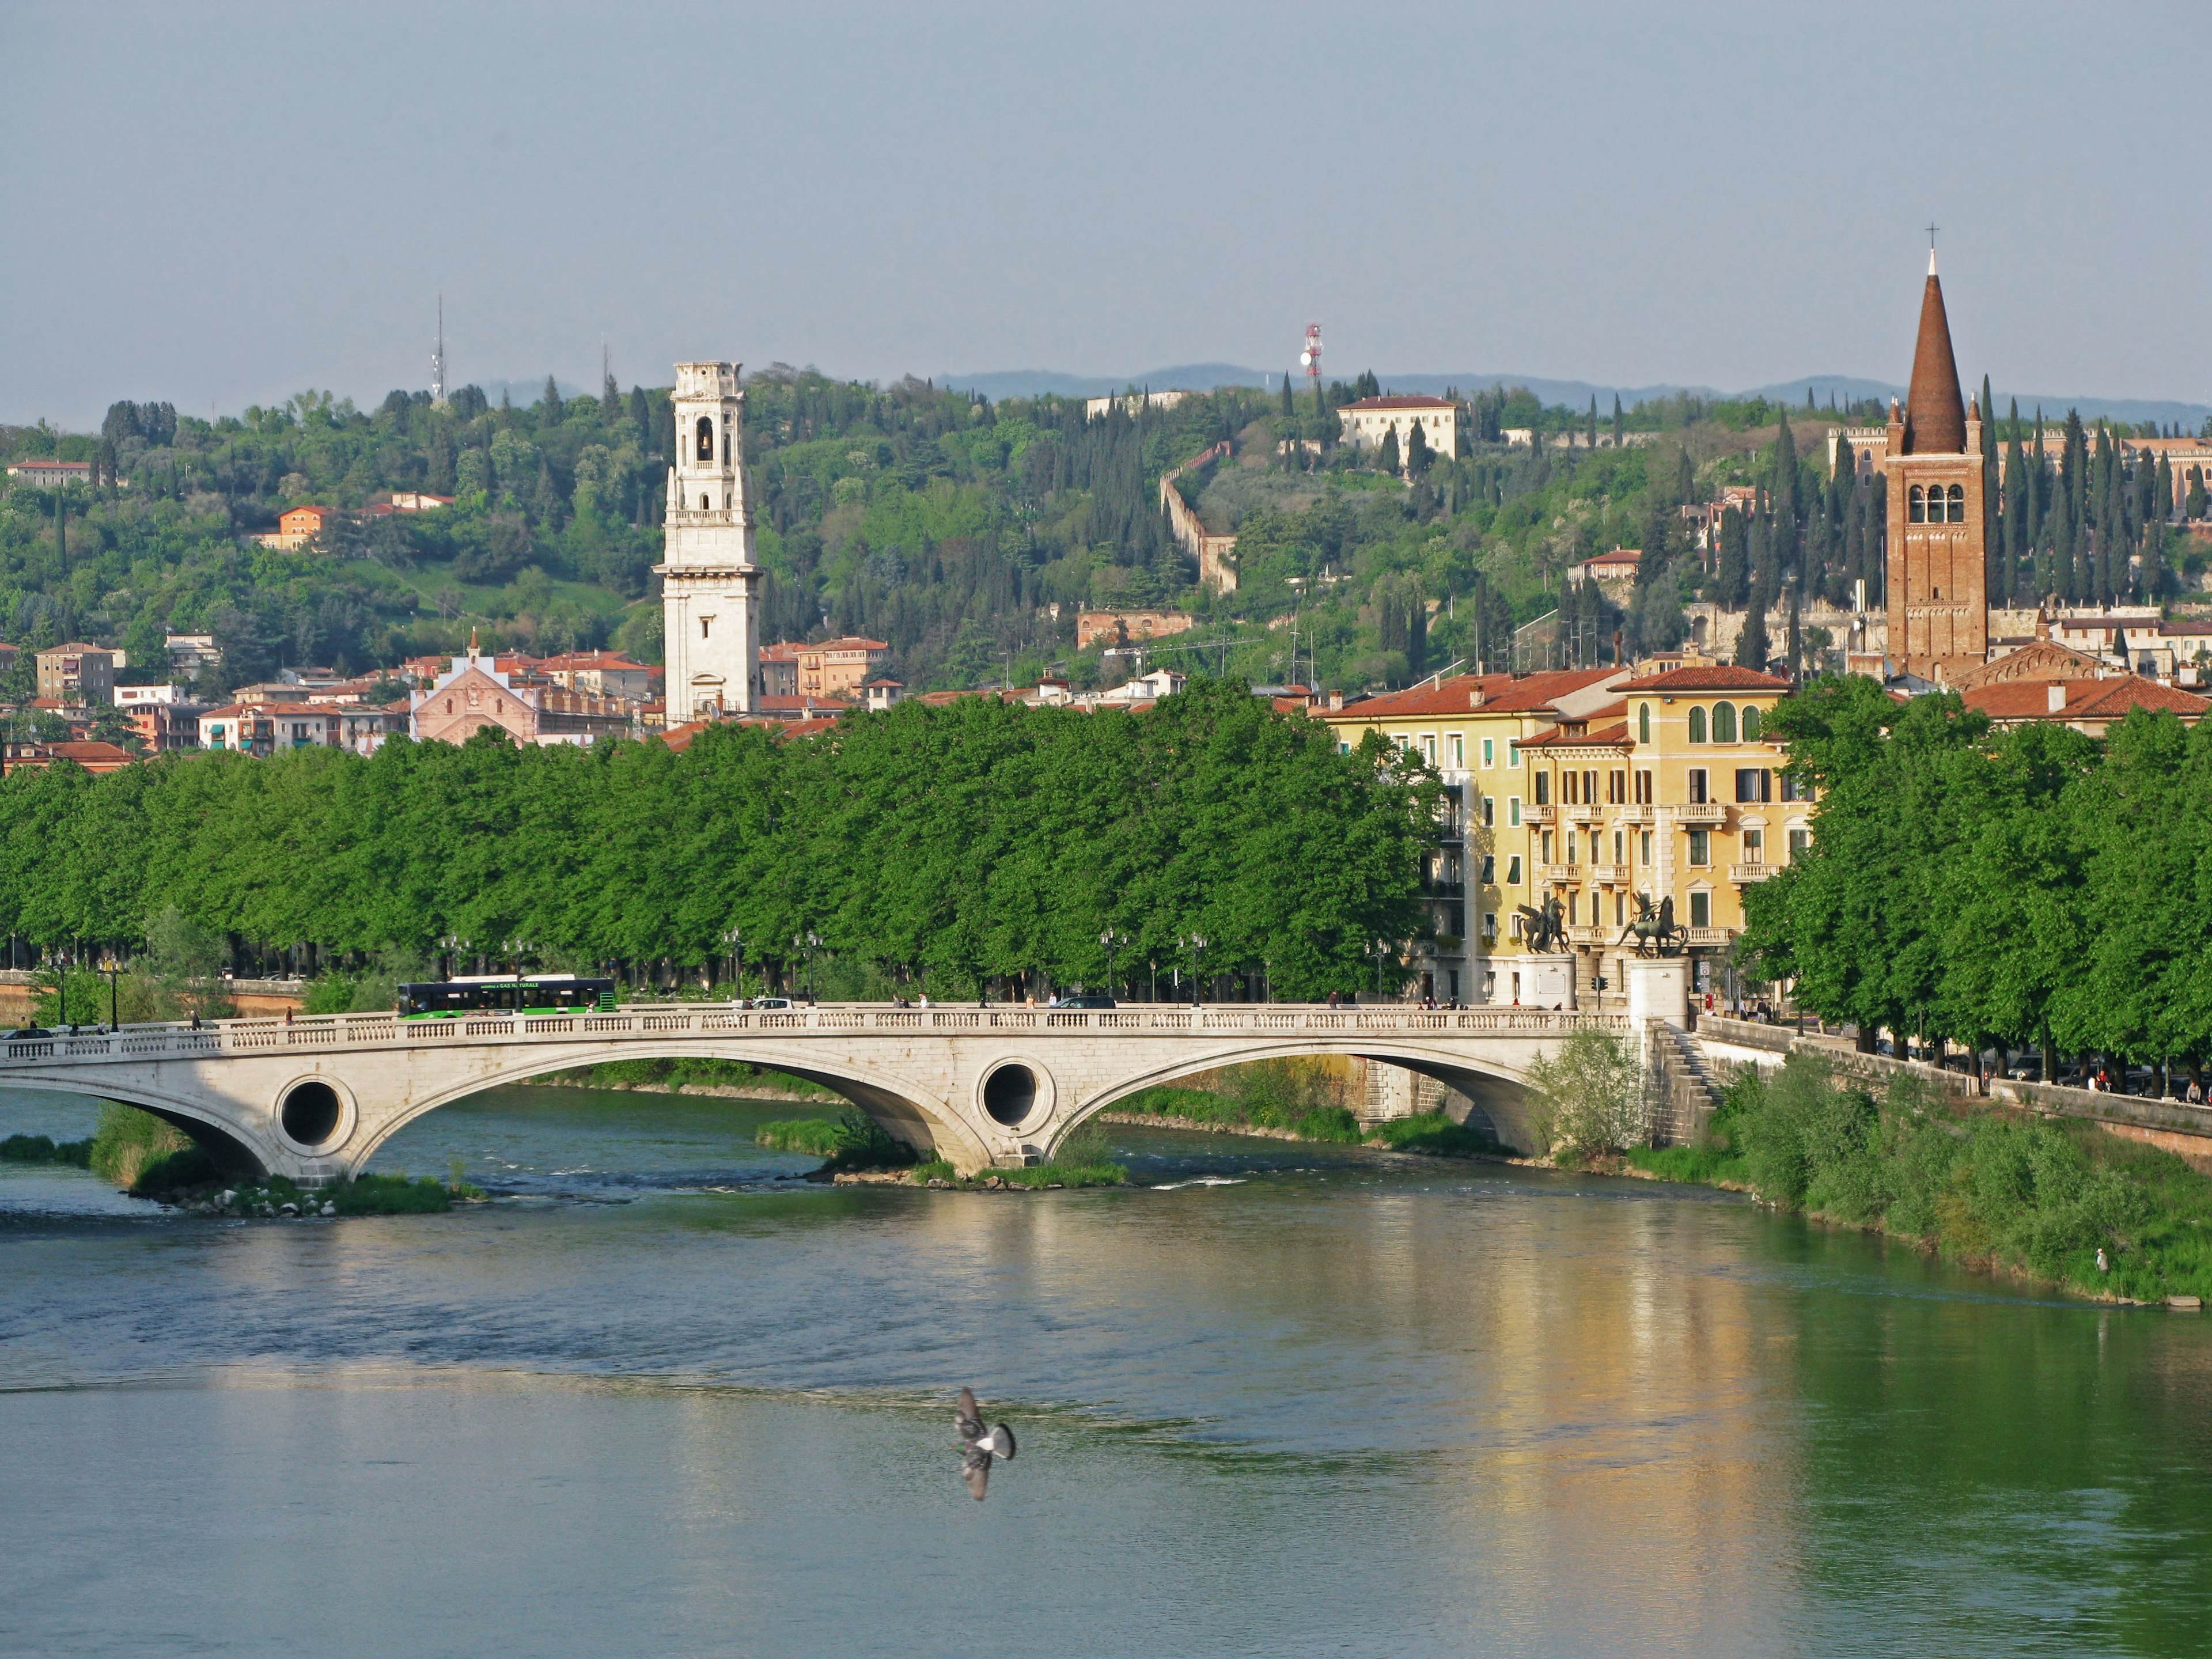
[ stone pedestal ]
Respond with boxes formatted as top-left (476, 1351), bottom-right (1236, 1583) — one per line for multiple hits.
top-left (1626, 956), bottom-right (1690, 1028)
top-left (1510, 953), bottom-right (1575, 1009)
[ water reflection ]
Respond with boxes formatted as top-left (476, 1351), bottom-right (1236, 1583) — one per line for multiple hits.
top-left (2, 1084), bottom-right (2209, 1657)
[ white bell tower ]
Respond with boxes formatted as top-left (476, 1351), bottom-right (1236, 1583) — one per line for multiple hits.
top-left (655, 361), bottom-right (762, 718)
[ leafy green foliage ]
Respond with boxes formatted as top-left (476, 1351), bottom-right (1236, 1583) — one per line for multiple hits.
top-left (1368, 1109), bottom-right (1495, 1156)
top-left (0, 1132), bottom-right (92, 1166)
top-left (1522, 1025), bottom-right (1642, 1163)
top-left (0, 677), bottom-right (1431, 999)
top-left (1118, 1058), bottom-right (1362, 1141)
top-left (1747, 677), bottom-right (2212, 1073)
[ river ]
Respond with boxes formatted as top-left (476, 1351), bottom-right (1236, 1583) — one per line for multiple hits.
top-left (4, 1082), bottom-right (2211, 1658)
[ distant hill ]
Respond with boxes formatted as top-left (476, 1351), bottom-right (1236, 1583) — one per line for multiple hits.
top-left (940, 365), bottom-right (2207, 429)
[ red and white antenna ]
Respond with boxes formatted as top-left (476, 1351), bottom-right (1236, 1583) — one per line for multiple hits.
top-left (1300, 323), bottom-right (1322, 384)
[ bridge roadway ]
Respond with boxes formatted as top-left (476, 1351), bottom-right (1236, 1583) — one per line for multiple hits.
top-left (0, 1002), bottom-right (1629, 1183)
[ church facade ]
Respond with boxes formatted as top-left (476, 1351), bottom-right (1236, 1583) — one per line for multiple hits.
top-left (655, 362), bottom-right (762, 720)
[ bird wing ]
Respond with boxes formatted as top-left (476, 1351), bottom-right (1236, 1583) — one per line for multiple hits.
top-left (958, 1387), bottom-right (979, 1419)
top-left (962, 1448), bottom-right (992, 1501)
top-left (955, 1387), bottom-right (985, 1445)
top-left (986, 1423), bottom-right (1016, 1461)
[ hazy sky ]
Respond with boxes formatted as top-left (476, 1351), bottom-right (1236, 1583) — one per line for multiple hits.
top-left (3, 1), bottom-right (2205, 427)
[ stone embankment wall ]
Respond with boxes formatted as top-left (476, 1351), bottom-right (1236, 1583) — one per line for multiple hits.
top-left (0, 970), bottom-right (305, 1017)
top-left (1697, 1014), bottom-right (2212, 1169)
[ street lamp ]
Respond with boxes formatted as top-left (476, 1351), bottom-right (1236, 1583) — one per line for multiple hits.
top-left (99, 952), bottom-right (119, 1032)
top-left (1099, 927), bottom-right (1129, 1000)
top-left (1179, 933), bottom-right (1209, 1007)
top-left (1366, 938), bottom-right (1392, 998)
top-left (722, 926), bottom-right (743, 998)
top-left (793, 930), bottom-right (821, 1002)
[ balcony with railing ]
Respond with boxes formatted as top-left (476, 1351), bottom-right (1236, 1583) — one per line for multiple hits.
top-left (1520, 803), bottom-right (1555, 825)
top-left (1565, 804), bottom-right (1603, 824)
top-left (1728, 862), bottom-right (1776, 884)
top-left (1613, 803), bottom-right (1656, 824)
top-left (1542, 863), bottom-right (1582, 884)
top-left (1588, 863), bottom-right (1628, 885)
top-left (1566, 924), bottom-right (1613, 946)
top-left (1673, 802), bottom-right (1728, 825)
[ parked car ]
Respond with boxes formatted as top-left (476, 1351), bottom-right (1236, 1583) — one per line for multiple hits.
top-left (6, 1026), bottom-right (51, 1040)
top-left (750, 997), bottom-right (797, 1010)
top-left (1052, 993), bottom-right (1116, 1009)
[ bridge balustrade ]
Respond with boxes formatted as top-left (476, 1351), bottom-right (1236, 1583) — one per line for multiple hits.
top-left (0, 1002), bottom-right (1628, 1069)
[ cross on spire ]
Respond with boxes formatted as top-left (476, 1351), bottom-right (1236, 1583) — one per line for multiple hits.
top-left (1925, 221), bottom-right (1940, 275)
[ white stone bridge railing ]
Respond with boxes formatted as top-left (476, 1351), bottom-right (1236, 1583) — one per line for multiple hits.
top-left (2, 1002), bottom-right (1627, 1067)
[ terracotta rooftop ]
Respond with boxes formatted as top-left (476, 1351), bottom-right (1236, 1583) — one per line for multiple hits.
top-left (1903, 254), bottom-right (1967, 456)
top-left (1318, 669), bottom-right (1620, 721)
top-left (1618, 665), bottom-right (1793, 693)
top-left (1964, 676), bottom-right (2209, 725)
top-left (1343, 395), bottom-right (1456, 411)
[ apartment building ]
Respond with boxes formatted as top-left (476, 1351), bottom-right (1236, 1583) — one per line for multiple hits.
top-left (1319, 668), bottom-right (1631, 1005)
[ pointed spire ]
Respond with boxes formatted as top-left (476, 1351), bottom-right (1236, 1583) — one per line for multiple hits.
top-left (1902, 260), bottom-right (1967, 455)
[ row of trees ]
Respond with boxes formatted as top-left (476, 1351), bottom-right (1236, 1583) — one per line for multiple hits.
top-left (1743, 675), bottom-right (2212, 1088)
top-left (0, 680), bottom-right (1437, 1001)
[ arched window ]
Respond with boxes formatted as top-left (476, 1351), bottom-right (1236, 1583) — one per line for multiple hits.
top-left (1713, 702), bottom-right (1737, 743)
top-left (700, 494), bottom-right (710, 511)
top-left (1638, 703), bottom-right (1651, 744)
top-left (1688, 706), bottom-right (1707, 743)
top-left (1909, 484), bottom-right (1926, 523)
top-left (445, 698), bottom-right (453, 714)
top-left (695, 416), bottom-right (714, 461)
top-left (1946, 483), bottom-right (1965, 521)
top-left (1741, 704), bottom-right (1762, 742)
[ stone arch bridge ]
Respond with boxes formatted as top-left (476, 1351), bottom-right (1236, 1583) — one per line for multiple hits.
top-left (0, 1003), bottom-right (1631, 1184)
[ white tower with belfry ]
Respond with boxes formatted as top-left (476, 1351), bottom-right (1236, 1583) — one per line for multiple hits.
top-left (655, 361), bottom-right (762, 719)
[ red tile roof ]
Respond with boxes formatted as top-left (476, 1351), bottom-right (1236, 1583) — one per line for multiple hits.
top-left (1618, 665), bottom-right (1793, 693)
top-left (1964, 676), bottom-right (2209, 724)
top-left (1343, 395), bottom-right (1456, 410)
top-left (1318, 669), bottom-right (1620, 721)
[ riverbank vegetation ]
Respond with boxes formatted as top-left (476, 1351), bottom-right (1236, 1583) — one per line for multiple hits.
top-left (1522, 1027), bottom-right (1645, 1164)
top-left (0, 677), bottom-right (1437, 1001)
top-left (908, 1124), bottom-right (1128, 1190)
top-left (1112, 1058), bottom-right (1498, 1156)
top-left (1630, 1051), bottom-right (2212, 1302)
top-left (531, 1057), bottom-right (839, 1097)
top-left (1745, 677), bottom-right (2212, 1090)
top-left (0, 1131), bottom-right (92, 1166)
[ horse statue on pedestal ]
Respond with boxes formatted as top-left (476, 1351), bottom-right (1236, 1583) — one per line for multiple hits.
top-left (1616, 893), bottom-right (1684, 957)
top-left (1514, 893), bottom-right (1568, 955)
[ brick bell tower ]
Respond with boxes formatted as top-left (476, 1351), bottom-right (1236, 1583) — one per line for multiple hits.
top-left (1884, 250), bottom-right (1987, 679)
top-left (656, 362), bottom-right (763, 719)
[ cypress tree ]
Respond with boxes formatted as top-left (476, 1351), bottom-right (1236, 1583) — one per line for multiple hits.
top-left (1586, 396), bottom-right (1597, 449)
top-left (1785, 584), bottom-right (1802, 678)
top-left (2188, 466), bottom-right (2208, 521)
top-left (1376, 425), bottom-right (1400, 479)
top-left (601, 372), bottom-right (622, 421)
top-left (1675, 446), bottom-right (1695, 508)
top-left (1770, 410), bottom-right (1798, 533)
top-left (1716, 507), bottom-right (1749, 609)
top-left (628, 385), bottom-right (650, 439)
top-left (1279, 374), bottom-right (1293, 418)
top-left (1611, 393), bottom-right (1623, 449)
top-left (1734, 577), bottom-right (1769, 671)
top-left (1405, 418), bottom-right (1431, 476)
top-left (2004, 428), bottom-right (2029, 606)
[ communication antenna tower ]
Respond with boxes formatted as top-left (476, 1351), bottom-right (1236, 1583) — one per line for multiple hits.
top-left (1300, 323), bottom-right (1323, 385)
top-left (431, 293), bottom-right (446, 407)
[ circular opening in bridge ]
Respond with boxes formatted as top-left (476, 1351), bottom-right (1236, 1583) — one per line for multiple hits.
top-left (280, 1081), bottom-right (343, 1149)
top-left (982, 1063), bottom-right (1037, 1127)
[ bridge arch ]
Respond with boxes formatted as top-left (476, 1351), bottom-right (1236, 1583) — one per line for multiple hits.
top-left (340, 1040), bottom-right (997, 1177)
top-left (0, 1074), bottom-right (272, 1179)
top-left (1049, 1039), bottom-right (1547, 1159)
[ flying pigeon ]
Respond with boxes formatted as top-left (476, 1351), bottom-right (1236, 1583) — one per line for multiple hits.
top-left (955, 1387), bottom-right (1017, 1501)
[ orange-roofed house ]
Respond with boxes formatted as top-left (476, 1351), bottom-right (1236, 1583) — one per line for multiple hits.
top-left (796, 637), bottom-right (891, 699)
top-left (255, 504), bottom-right (341, 551)
top-left (1962, 673), bottom-right (2207, 737)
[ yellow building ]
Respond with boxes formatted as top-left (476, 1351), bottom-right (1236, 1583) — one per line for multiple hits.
top-left (1520, 665), bottom-right (1801, 1006)
top-left (1321, 664), bottom-right (1804, 1007)
top-left (1319, 668), bottom-right (1630, 1004)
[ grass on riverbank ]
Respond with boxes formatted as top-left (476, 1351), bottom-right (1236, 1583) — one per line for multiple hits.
top-left (1119, 1059), bottom-right (1364, 1144)
top-left (1630, 1051), bottom-right (2212, 1302)
top-left (906, 1123), bottom-right (1129, 1190)
top-left (533, 1057), bottom-right (840, 1096)
top-left (756, 1108), bottom-right (918, 1175)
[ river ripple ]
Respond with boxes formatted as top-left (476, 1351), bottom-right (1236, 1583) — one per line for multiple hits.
top-left (3, 1084), bottom-right (2209, 1658)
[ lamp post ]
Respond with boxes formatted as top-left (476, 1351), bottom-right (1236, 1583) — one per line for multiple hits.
top-left (99, 952), bottom-right (119, 1032)
top-left (1367, 938), bottom-right (1391, 998)
top-left (793, 930), bottom-right (820, 1002)
top-left (722, 927), bottom-right (743, 998)
top-left (1099, 927), bottom-right (1128, 1000)
top-left (1179, 933), bottom-right (1209, 1008)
